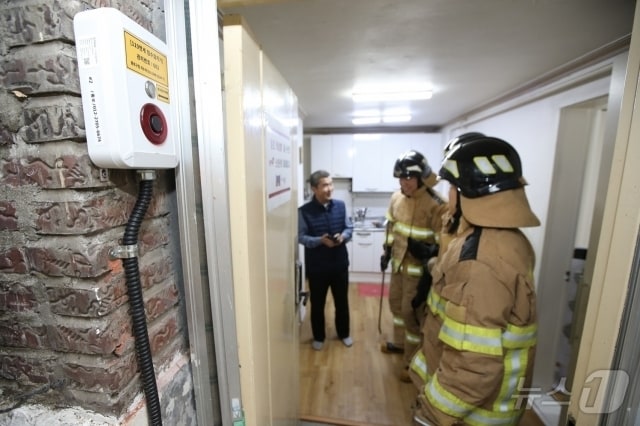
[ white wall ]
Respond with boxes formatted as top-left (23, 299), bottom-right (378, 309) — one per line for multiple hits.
top-left (442, 71), bottom-right (613, 284)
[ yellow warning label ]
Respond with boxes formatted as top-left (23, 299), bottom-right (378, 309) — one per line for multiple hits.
top-left (157, 84), bottom-right (170, 103)
top-left (124, 31), bottom-right (169, 87)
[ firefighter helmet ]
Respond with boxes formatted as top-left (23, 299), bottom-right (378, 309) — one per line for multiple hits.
top-left (443, 132), bottom-right (486, 157)
top-left (439, 136), bottom-right (525, 198)
top-left (439, 136), bottom-right (539, 228)
top-left (393, 150), bottom-right (432, 179)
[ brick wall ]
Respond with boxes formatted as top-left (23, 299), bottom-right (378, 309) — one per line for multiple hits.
top-left (0, 0), bottom-right (195, 419)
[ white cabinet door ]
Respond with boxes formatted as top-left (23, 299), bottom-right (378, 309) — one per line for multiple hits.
top-left (378, 135), bottom-right (409, 192)
top-left (352, 139), bottom-right (383, 192)
top-left (352, 230), bottom-right (387, 272)
top-left (313, 132), bottom-right (443, 192)
top-left (310, 135), bottom-right (332, 174)
top-left (351, 230), bottom-right (376, 272)
top-left (372, 231), bottom-right (387, 259)
top-left (310, 134), bottom-right (354, 178)
top-left (331, 134), bottom-right (354, 178)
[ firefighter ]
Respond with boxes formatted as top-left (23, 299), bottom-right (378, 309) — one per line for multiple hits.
top-left (407, 132), bottom-right (488, 316)
top-left (380, 150), bottom-right (448, 382)
top-left (410, 135), bottom-right (540, 425)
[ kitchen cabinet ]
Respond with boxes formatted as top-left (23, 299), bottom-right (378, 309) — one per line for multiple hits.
top-left (310, 132), bottom-right (443, 192)
top-left (351, 230), bottom-right (386, 272)
top-left (351, 133), bottom-right (442, 192)
top-left (310, 134), bottom-right (354, 178)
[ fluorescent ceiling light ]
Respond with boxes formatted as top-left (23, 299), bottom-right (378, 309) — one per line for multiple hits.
top-left (352, 108), bottom-right (381, 117)
top-left (352, 116), bottom-right (381, 125)
top-left (352, 90), bottom-right (432, 103)
top-left (382, 115), bottom-right (412, 123)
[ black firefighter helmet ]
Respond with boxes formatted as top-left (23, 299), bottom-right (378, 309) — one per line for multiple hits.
top-left (439, 135), bottom-right (540, 228)
top-left (393, 150), bottom-right (432, 179)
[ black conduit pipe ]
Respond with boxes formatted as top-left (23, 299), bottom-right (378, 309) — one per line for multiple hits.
top-left (122, 175), bottom-right (162, 426)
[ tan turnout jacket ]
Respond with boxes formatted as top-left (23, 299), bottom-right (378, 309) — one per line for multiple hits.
top-left (411, 218), bottom-right (537, 426)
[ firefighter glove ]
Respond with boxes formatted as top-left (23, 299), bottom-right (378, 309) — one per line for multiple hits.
top-left (380, 245), bottom-right (392, 272)
top-left (407, 237), bottom-right (439, 262)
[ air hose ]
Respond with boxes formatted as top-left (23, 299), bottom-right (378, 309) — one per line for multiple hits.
top-left (119, 170), bottom-right (162, 426)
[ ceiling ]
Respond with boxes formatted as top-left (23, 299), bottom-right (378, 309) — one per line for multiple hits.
top-left (218, 0), bottom-right (636, 132)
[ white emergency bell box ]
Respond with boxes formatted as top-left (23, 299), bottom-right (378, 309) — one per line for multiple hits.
top-left (74, 8), bottom-right (179, 169)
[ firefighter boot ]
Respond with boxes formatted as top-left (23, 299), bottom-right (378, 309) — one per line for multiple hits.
top-left (380, 341), bottom-right (404, 354)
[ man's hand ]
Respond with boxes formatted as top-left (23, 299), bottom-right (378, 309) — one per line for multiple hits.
top-left (322, 233), bottom-right (342, 247)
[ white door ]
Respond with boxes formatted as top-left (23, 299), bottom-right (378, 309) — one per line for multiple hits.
top-left (223, 17), bottom-right (300, 426)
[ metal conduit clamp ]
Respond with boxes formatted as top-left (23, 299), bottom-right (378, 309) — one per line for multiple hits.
top-left (109, 244), bottom-right (139, 259)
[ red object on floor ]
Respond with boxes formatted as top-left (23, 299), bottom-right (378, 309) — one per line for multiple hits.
top-left (357, 282), bottom-right (388, 297)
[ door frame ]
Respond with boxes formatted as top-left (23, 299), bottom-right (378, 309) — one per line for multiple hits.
top-left (168, 1), bottom-right (243, 425)
top-left (567, 5), bottom-right (640, 423)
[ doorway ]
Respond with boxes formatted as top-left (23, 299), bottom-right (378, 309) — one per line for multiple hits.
top-left (531, 95), bottom-right (609, 422)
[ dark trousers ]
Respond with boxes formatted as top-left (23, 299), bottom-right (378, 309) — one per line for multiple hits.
top-left (308, 269), bottom-right (350, 342)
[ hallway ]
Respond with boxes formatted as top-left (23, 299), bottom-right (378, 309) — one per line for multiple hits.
top-left (299, 282), bottom-right (547, 425)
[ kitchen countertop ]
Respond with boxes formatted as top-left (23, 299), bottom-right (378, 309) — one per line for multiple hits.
top-left (353, 226), bottom-right (385, 232)
top-left (353, 217), bottom-right (386, 232)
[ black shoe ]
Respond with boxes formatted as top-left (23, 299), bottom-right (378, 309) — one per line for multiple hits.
top-left (380, 341), bottom-right (404, 354)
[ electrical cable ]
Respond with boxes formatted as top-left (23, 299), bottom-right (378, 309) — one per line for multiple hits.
top-left (122, 174), bottom-right (162, 426)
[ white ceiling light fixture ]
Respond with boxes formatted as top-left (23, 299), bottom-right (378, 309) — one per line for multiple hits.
top-left (352, 89), bottom-right (433, 103)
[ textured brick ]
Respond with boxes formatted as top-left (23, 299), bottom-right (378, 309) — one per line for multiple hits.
top-left (0, 320), bottom-right (49, 350)
top-left (0, 42), bottom-right (79, 95)
top-left (0, 353), bottom-right (55, 385)
top-left (62, 351), bottom-right (138, 393)
top-left (49, 309), bottom-right (131, 355)
top-left (0, 0), bottom-right (190, 419)
top-left (139, 248), bottom-right (174, 290)
top-left (46, 274), bottom-right (128, 318)
top-left (25, 242), bottom-right (112, 278)
top-left (0, 1), bottom-right (80, 49)
top-left (0, 281), bottom-right (38, 313)
top-left (20, 96), bottom-right (85, 143)
top-left (144, 282), bottom-right (179, 322)
top-left (0, 150), bottom-right (106, 189)
top-left (36, 192), bottom-right (132, 235)
top-left (148, 308), bottom-right (180, 357)
top-left (65, 373), bottom-right (142, 416)
top-left (138, 217), bottom-right (171, 254)
top-left (0, 200), bottom-right (18, 231)
top-left (0, 247), bottom-right (28, 273)
top-left (0, 90), bottom-right (23, 146)
top-left (49, 274), bottom-right (126, 318)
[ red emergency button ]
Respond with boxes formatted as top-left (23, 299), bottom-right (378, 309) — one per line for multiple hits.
top-left (140, 103), bottom-right (168, 145)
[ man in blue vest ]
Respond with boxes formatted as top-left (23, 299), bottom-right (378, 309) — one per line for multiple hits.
top-left (298, 170), bottom-right (354, 351)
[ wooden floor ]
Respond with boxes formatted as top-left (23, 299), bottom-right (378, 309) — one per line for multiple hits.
top-left (299, 282), bottom-right (546, 426)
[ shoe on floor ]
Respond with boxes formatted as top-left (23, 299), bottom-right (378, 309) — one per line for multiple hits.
top-left (380, 341), bottom-right (404, 354)
top-left (341, 336), bottom-right (353, 347)
top-left (312, 340), bottom-right (323, 351)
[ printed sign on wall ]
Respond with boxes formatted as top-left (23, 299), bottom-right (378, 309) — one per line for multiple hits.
top-left (266, 114), bottom-right (292, 211)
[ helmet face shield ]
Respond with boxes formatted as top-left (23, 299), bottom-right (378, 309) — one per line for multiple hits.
top-left (439, 136), bottom-right (525, 198)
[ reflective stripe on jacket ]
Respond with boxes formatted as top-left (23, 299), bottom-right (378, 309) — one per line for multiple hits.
top-left (414, 218), bottom-right (538, 426)
top-left (385, 186), bottom-right (447, 276)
